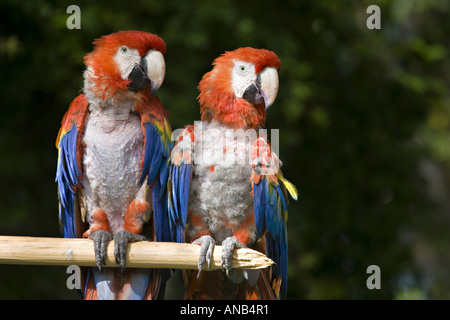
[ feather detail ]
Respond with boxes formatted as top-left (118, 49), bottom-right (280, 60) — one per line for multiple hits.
top-left (56, 94), bottom-right (89, 238)
top-left (168, 126), bottom-right (194, 243)
top-left (278, 173), bottom-right (298, 201)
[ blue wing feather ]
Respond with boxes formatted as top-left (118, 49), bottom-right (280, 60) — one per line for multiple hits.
top-left (159, 159), bottom-right (170, 190)
top-left (148, 136), bottom-right (163, 184)
top-left (170, 165), bottom-right (179, 221)
top-left (275, 184), bottom-right (288, 212)
top-left (168, 162), bottom-right (191, 244)
top-left (152, 177), bottom-right (170, 242)
top-left (253, 176), bottom-right (290, 299)
top-left (180, 163), bottom-right (191, 226)
top-left (139, 123), bottom-right (157, 185)
top-left (140, 121), bottom-right (173, 244)
top-left (253, 180), bottom-right (266, 238)
top-left (56, 94), bottom-right (89, 240)
top-left (139, 120), bottom-right (173, 299)
top-left (56, 127), bottom-right (80, 238)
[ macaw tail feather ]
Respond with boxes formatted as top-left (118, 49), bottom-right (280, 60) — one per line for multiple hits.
top-left (83, 267), bottom-right (166, 300)
top-left (183, 269), bottom-right (276, 300)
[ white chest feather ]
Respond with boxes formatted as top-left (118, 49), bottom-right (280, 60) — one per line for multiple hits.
top-left (82, 103), bottom-right (145, 233)
top-left (189, 121), bottom-right (255, 241)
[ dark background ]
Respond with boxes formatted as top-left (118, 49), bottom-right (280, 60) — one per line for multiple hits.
top-left (1, 0), bottom-right (450, 299)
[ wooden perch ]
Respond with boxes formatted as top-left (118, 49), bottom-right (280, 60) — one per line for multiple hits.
top-left (0, 236), bottom-right (274, 270)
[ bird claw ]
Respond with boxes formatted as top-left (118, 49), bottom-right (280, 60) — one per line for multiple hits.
top-left (113, 230), bottom-right (146, 272)
top-left (89, 229), bottom-right (113, 272)
top-left (221, 237), bottom-right (245, 277)
top-left (192, 235), bottom-right (215, 278)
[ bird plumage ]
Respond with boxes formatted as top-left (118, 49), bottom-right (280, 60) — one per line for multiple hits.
top-left (56, 31), bottom-right (172, 299)
top-left (168, 47), bottom-right (297, 300)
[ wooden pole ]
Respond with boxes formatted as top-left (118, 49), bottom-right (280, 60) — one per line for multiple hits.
top-left (0, 236), bottom-right (274, 270)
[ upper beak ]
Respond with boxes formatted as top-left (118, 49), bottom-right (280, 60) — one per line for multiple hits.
top-left (242, 67), bottom-right (279, 110)
top-left (128, 50), bottom-right (165, 94)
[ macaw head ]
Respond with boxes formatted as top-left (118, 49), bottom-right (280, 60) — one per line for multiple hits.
top-left (83, 30), bottom-right (166, 102)
top-left (198, 47), bottom-right (280, 129)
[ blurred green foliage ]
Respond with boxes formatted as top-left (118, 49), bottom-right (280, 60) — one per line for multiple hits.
top-left (1, 0), bottom-right (450, 299)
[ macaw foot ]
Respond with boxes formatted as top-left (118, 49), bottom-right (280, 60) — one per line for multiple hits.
top-left (89, 229), bottom-right (113, 272)
top-left (114, 230), bottom-right (146, 271)
top-left (192, 235), bottom-right (216, 278)
top-left (221, 236), bottom-right (245, 277)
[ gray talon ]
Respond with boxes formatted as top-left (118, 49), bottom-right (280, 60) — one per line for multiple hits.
top-left (89, 229), bottom-right (113, 272)
top-left (221, 237), bottom-right (245, 276)
top-left (113, 230), bottom-right (146, 271)
top-left (192, 235), bottom-right (215, 278)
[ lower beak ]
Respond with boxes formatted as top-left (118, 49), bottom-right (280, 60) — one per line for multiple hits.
top-left (128, 57), bottom-right (151, 92)
top-left (243, 83), bottom-right (265, 106)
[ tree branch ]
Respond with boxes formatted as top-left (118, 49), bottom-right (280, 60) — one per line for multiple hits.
top-left (0, 236), bottom-right (274, 270)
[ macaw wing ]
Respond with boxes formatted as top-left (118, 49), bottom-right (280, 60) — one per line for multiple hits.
top-left (56, 94), bottom-right (89, 239)
top-left (167, 125), bottom-right (194, 243)
top-left (251, 138), bottom-right (298, 300)
top-left (132, 96), bottom-right (173, 300)
top-left (137, 96), bottom-right (173, 243)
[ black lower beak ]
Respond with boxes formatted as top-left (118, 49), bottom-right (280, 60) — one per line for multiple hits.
top-left (128, 57), bottom-right (151, 92)
top-left (243, 83), bottom-right (265, 106)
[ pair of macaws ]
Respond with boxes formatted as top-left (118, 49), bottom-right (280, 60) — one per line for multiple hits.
top-left (56, 30), bottom-right (297, 300)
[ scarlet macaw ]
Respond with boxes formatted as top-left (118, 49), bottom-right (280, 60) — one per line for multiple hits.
top-left (168, 47), bottom-right (297, 299)
top-left (56, 31), bottom-right (172, 299)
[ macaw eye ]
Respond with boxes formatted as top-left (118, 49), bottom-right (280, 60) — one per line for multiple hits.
top-left (120, 46), bottom-right (128, 53)
top-left (240, 65), bottom-right (245, 71)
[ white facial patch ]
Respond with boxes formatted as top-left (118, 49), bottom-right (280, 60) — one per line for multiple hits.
top-left (231, 60), bottom-right (256, 98)
top-left (113, 46), bottom-right (141, 79)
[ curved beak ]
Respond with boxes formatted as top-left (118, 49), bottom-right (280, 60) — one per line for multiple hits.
top-left (242, 67), bottom-right (279, 110)
top-left (259, 67), bottom-right (279, 109)
top-left (128, 50), bottom-right (165, 94)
